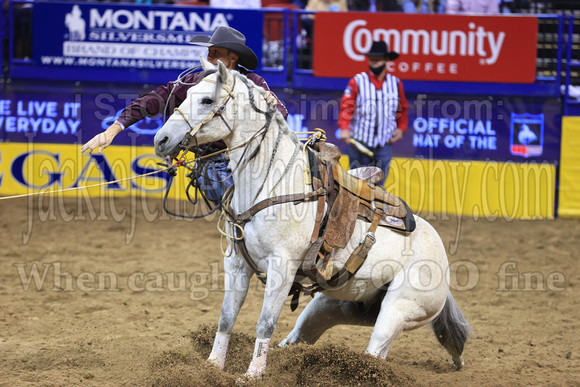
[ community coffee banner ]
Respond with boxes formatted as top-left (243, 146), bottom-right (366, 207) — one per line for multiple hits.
top-left (313, 13), bottom-right (537, 83)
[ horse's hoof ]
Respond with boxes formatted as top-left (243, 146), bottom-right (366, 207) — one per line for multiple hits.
top-left (236, 371), bottom-right (263, 385)
top-left (452, 356), bottom-right (465, 370)
top-left (243, 364), bottom-right (265, 381)
top-left (207, 356), bottom-right (225, 370)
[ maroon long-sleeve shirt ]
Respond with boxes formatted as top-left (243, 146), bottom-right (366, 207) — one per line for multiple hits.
top-left (116, 67), bottom-right (288, 133)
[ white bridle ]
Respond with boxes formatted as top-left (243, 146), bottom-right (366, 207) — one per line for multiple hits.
top-left (174, 75), bottom-right (238, 139)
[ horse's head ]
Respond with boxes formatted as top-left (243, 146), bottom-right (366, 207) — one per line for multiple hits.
top-left (154, 58), bottom-right (239, 158)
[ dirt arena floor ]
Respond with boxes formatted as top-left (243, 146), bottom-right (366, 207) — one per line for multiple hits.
top-left (1, 196), bottom-right (579, 386)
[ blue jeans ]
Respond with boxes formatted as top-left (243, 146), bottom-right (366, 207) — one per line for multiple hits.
top-left (196, 153), bottom-right (234, 203)
top-left (347, 143), bottom-right (393, 186)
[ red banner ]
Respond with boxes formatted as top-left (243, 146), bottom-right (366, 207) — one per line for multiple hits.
top-left (313, 13), bottom-right (537, 83)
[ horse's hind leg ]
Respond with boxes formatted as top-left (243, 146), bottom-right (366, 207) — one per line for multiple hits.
top-left (365, 293), bottom-right (407, 359)
top-left (207, 254), bottom-right (253, 369)
top-left (366, 271), bottom-right (448, 359)
top-left (280, 292), bottom-right (376, 346)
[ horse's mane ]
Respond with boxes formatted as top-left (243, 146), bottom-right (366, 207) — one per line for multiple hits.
top-left (219, 70), bottom-right (300, 147)
top-left (195, 68), bottom-right (218, 83)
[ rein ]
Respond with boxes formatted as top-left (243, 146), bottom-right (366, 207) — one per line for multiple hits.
top-left (176, 75), bottom-right (238, 140)
top-left (162, 70), bottom-right (275, 220)
top-left (165, 69), bottom-right (330, 305)
top-left (192, 72), bottom-right (290, 205)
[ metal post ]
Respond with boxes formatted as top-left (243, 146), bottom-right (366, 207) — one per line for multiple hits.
top-left (283, 8), bottom-right (289, 82)
top-left (564, 14), bottom-right (574, 116)
top-left (8, 0), bottom-right (14, 78)
top-left (556, 14), bottom-right (564, 87)
top-left (291, 9), bottom-right (299, 75)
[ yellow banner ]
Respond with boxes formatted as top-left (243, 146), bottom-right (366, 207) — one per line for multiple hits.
top-left (558, 116), bottom-right (580, 218)
top-left (385, 158), bottom-right (555, 220)
top-left (0, 143), bottom-right (185, 199)
top-left (0, 143), bottom-right (555, 219)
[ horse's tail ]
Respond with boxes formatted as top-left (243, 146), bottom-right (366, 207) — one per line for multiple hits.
top-left (431, 291), bottom-right (471, 369)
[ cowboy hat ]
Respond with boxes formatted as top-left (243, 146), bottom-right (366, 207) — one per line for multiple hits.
top-left (363, 41), bottom-right (399, 60)
top-left (190, 26), bottom-right (259, 70)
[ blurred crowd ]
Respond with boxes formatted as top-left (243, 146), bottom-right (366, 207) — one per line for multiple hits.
top-left (5, 0), bottom-right (571, 14)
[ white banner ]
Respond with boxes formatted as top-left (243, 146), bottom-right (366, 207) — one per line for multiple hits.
top-left (63, 41), bottom-right (205, 60)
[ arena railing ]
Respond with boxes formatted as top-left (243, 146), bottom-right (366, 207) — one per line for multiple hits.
top-left (563, 13), bottom-right (580, 115)
top-left (3, 1), bottom-right (576, 100)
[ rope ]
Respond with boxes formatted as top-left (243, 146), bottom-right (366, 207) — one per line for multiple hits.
top-left (0, 169), bottom-right (166, 201)
top-left (217, 211), bottom-right (245, 241)
top-left (0, 151), bottom-right (194, 202)
top-left (268, 142), bottom-right (302, 195)
top-left (181, 130), bottom-right (322, 163)
top-left (174, 107), bottom-right (196, 133)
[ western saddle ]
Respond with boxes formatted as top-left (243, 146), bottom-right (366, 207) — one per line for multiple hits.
top-left (230, 133), bottom-right (415, 310)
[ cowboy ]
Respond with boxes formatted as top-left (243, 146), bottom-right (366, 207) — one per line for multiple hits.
top-left (338, 40), bottom-right (408, 184)
top-left (82, 27), bottom-right (288, 202)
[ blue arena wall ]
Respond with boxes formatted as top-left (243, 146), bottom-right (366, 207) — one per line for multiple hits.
top-left (1, 1), bottom-right (578, 219)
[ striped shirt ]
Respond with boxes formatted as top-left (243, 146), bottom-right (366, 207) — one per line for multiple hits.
top-left (339, 70), bottom-right (408, 148)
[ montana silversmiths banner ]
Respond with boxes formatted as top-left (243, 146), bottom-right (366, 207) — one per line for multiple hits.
top-left (31, 2), bottom-right (263, 83)
top-left (313, 13), bottom-right (537, 83)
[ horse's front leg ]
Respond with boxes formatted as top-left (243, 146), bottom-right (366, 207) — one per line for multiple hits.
top-left (245, 254), bottom-right (301, 379)
top-left (207, 253), bottom-right (253, 369)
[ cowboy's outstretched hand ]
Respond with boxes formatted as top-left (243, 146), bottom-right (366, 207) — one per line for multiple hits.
top-left (81, 123), bottom-right (123, 154)
top-left (264, 91), bottom-right (278, 107)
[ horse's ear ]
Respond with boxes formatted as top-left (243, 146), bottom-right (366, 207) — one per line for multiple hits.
top-left (200, 56), bottom-right (214, 71)
top-left (217, 60), bottom-right (230, 84)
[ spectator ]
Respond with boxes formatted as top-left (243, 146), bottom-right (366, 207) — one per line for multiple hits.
top-left (446, 0), bottom-right (498, 13)
top-left (362, 0), bottom-right (428, 12)
top-left (368, 0), bottom-right (402, 11)
top-left (347, 0), bottom-right (370, 10)
top-left (305, 0), bottom-right (347, 12)
top-left (499, 0), bottom-right (515, 13)
top-left (417, 0), bottom-right (447, 12)
top-left (291, 0), bottom-right (307, 7)
top-left (209, 0), bottom-right (261, 8)
top-left (338, 41), bottom-right (408, 184)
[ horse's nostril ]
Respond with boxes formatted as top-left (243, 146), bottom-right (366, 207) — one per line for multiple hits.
top-left (158, 136), bottom-right (169, 149)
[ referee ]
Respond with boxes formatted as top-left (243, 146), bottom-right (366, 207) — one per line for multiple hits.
top-left (338, 41), bottom-right (408, 184)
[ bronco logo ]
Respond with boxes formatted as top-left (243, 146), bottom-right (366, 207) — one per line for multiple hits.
top-left (65, 5), bottom-right (86, 41)
top-left (510, 113), bottom-right (544, 158)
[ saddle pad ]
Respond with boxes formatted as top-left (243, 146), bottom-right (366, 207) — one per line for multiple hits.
top-left (347, 166), bottom-right (384, 185)
top-left (358, 198), bottom-right (416, 232)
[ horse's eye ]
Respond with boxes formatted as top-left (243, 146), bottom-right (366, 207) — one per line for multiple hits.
top-left (201, 97), bottom-right (213, 106)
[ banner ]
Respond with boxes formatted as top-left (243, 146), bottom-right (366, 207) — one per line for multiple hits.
top-left (282, 92), bottom-right (560, 163)
top-left (399, 94), bottom-right (561, 163)
top-left (0, 88), bottom-right (160, 146)
top-left (313, 13), bottom-right (537, 83)
top-left (30, 2), bottom-right (263, 83)
top-left (1, 83), bottom-right (560, 163)
top-left (0, 143), bottom-right (175, 197)
top-left (0, 142), bottom-right (555, 220)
